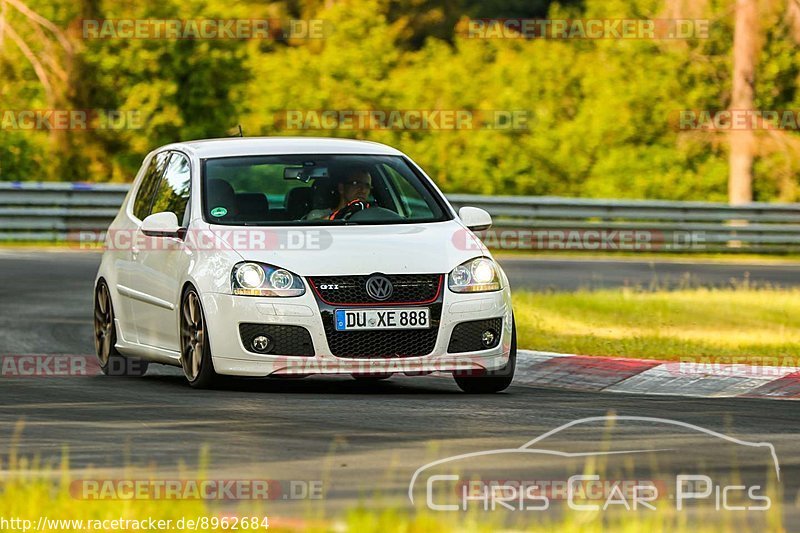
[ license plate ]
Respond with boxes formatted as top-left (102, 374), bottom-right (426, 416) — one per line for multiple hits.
top-left (335, 308), bottom-right (430, 331)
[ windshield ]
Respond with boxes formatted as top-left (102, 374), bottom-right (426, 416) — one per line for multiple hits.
top-left (202, 154), bottom-right (450, 225)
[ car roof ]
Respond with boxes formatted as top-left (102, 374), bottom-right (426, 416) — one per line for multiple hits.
top-left (158, 137), bottom-right (405, 159)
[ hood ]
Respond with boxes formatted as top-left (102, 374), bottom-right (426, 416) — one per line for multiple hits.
top-left (211, 220), bottom-right (488, 276)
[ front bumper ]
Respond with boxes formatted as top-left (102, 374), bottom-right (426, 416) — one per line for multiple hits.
top-left (200, 286), bottom-right (513, 377)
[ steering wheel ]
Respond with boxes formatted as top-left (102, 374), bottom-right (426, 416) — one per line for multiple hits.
top-left (330, 199), bottom-right (370, 220)
top-left (348, 206), bottom-right (403, 222)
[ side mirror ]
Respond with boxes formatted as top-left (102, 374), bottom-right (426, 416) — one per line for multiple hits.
top-left (458, 206), bottom-right (492, 232)
top-left (141, 211), bottom-right (182, 238)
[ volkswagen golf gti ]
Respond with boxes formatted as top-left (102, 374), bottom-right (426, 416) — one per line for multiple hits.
top-left (94, 137), bottom-right (516, 392)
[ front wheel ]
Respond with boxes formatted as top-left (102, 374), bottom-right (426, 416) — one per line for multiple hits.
top-left (179, 288), bottom-right (219, 389)
top-left (453, 316), bottom-right (516, 394)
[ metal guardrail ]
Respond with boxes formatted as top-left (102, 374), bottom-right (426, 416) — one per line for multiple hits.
top-left (1, 182), bottom-right (799, 252)
top-left (0, 182), bottom-right (128, 241)
top-left (446, 194), bottom-right (800, 253)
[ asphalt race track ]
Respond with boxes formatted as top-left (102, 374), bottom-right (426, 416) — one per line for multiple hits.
top-left (1, 249), bottom-right (799, 526)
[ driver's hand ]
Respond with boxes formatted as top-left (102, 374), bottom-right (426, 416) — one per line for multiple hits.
top-left (329, 199), bottom-right (371, 220)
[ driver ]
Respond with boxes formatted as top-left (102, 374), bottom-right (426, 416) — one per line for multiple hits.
top-left (329, 169), bottom-right (372, 220)
top-left (304, 168), bottom-right (373, 220)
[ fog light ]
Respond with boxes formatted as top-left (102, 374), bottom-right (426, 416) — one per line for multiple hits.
top-left (481, 329), bottom-right (497, 348)
top-left (252, 335), bottom-right (273, 353)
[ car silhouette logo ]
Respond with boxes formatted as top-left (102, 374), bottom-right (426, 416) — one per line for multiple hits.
top-left (408, 415), bottom-right (782, 505)
top-left (365, 275), bottom-right (393, 301)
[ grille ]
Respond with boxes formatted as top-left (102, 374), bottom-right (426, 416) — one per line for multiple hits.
top-left (309, 274), bottom-right (442, 304)
top-left (321, 305), bottom-right (441, 358)
top-left (447, 318), bottom-right (503, 353)
top-left (239, 323), bottom-right (315, 356)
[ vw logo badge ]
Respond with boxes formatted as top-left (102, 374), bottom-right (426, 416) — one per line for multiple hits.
top-left (365, 275), bottom-right (393, 301)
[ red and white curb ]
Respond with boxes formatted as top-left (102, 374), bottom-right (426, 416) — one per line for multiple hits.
top-left (516, 350), bottom-right (800, 400)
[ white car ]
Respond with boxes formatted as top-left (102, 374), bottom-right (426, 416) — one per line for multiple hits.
top-left (94, 137), bottom-right (516, 392)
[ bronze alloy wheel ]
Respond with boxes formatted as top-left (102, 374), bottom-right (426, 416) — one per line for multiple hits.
top-left (180, 288), bottom-right (219, 388)
top-left (94, 281), bottom-right (114, 367)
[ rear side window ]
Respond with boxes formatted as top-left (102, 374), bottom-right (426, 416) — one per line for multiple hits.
top-left (132, 152), bottom-right (169, 220)
top-left (151, 152), bottom-right (192, 225)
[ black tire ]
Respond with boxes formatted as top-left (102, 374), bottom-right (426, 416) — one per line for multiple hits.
top-left (94, 281), bottom-right (149, 377)
top-left (453, 316), bottom-right (516, 394)
top-left (179, 287), bottom-right (219, 389)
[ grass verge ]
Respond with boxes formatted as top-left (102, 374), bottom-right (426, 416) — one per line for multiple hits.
top-left (513, 287), bottom-right (800, 361)
top-left (0, 241), bottom-right (100, 251)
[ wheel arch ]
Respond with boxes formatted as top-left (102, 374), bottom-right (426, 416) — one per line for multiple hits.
top-left (180, 280), bottom-right (199, 301)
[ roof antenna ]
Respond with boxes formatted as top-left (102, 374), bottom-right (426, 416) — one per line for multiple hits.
top-left (237, 124), bottom-right (244, 137)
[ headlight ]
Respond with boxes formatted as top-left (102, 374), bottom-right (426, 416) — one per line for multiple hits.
top-left (236, 263), bottom-right (265, 289)
top-left (448, 257), bottom-right (502, 293)
top-left (231, 262), bottom-right (305, 297)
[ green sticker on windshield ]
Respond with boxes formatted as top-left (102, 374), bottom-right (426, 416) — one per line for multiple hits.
top-left (210, 206), bottom-right (228, 217)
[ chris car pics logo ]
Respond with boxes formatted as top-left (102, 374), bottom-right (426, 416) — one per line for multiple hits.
top-left (408, 416), bottom-right (779, 512)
